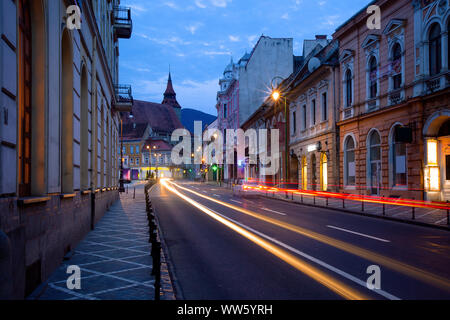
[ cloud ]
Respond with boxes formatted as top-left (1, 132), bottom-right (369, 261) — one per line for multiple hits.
top-left (228, 35), bottom-right (240, 42)
top-left (186, 22), bottom-right (204, 35)
top-left (322, 14), bottom-right (341, 27)
top-left (281, 13), bottom-right (289, 20)
top-left (195, 0), bottom-right (207, 8)
top-left (203, 50), bottom-right (232, 56)
top-left (162, 2), bottom-right (179, 9)
top-left (127, 3), bottom-right (148, 14)
top-left (195, 0), bottom-right (232, 9)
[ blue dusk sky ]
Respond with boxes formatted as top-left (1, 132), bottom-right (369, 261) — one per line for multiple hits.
top-left (119, 0), bottom-right (371, 116)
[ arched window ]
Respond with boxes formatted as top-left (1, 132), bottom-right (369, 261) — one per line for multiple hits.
top-left (391, 126), bottom-right (407, 187)
top-left (369, 57), bottom-right (378, 99)
top-left (345, 70), bottom-right (352, 107)
top-left (429, 23), bottom-right (442, 76)
top-left (392, 43), bottom-right (402, 90)
top-left (368, 131), bottom-right (381, 195)
top-left (344, 136), bottom-right (356, 186)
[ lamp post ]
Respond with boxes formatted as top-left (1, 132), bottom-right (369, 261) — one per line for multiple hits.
top-left (271, 77), bottom-right (289, 189)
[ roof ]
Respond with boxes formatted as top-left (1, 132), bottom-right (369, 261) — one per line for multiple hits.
top-left (122, 99), bottom-right (184, 136)
top-left (122, 123), bottom-right (148, 140)
top-left (141, 139), bottom-right (173, 153)
top-left (162, 72), bottom-right (181, 109)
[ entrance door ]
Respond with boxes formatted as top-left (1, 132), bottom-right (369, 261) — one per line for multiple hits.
top-left (369, 131), bottom-right (381, 195)
top-left (370, 162), bottom-right (381, 195)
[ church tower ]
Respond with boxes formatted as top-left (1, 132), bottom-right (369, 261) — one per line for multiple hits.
top-left (162, 72), bottom-right (182, 120)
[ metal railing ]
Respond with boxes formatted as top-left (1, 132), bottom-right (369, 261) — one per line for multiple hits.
top-left (114, 84), bottom-right (133, 106)
top-left (113, 6), bottom-right (132, 38)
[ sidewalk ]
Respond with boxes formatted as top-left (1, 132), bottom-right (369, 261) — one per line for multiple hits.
top-left (30, 182), bottom-right (156, 300)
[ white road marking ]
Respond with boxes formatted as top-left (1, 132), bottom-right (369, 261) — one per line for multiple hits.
top-left (213, 194), bottom-right (221, 198)
top-left (230, 200), bottom-right (243, 204)
top-left (327, 225), bottom-right (390, 243)
top-left (435, 217), bottom-right (448, 225)
top-left (262, 208), bottom-right (287, 216)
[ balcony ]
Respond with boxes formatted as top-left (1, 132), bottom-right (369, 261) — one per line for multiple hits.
top-left (113, 85), bottom-right (133, 112)
top-left (113, 6), bottom-right (132, 39)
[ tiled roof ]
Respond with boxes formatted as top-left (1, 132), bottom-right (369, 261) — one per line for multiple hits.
top-left (141, 139), bottom-right (173, 152)
top-left (121, 99), bottom-right (184, 137)
top-left (122, 123), bottom-right (148, 140)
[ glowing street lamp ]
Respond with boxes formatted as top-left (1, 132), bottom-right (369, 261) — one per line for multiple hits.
top-left (271, 77), bottom-right (289, 190)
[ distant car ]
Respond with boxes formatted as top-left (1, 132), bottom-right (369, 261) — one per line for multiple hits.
top-left (234, 180), bottom-right (262, 198)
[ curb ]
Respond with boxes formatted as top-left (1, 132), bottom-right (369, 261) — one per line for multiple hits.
top-left (148, 183), bottom-right (181, 300)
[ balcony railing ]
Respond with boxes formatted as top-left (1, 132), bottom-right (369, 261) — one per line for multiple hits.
top-left (113, 85), bottom-right (133, 112)
top-left (113, 6), bottom-right (132, 39)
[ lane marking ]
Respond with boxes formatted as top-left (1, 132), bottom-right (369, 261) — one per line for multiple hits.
top-left (169, 180), bottom-right (450, 292)
top-left (327, 225), bottom-right (390, 243)
top-left (230, 200), bottom-right (243, 205)
top-left (262, 208), bottom-right (287, 216)
top-left (213, 194), bottom-right (221, 198)
top-left (435, 217), bottom-right (448, 225)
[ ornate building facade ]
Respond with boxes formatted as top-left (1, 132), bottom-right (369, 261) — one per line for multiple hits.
top-left (334, 0), bottom-right (450, 200)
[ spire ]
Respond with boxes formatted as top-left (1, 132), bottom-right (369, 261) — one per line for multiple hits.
top-left (162, 72), bottom-right (181, 108)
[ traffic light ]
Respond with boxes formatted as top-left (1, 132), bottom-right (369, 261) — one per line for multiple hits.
top-left (212, 165), bottom-right (218, 172)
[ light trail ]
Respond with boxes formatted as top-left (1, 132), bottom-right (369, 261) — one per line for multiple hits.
top-left (242, 183), bottom-right (450, 211)
top-left (169, 181), bottom-right (450, 292)
top-left (160, 179), bottom-right (368, 300)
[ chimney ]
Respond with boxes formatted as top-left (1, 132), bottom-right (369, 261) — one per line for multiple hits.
top-left (315, 35), bottom-right (327, 40)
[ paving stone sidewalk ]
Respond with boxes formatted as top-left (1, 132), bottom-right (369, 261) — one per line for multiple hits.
top-left (31, 182), bottom-right (156, 300)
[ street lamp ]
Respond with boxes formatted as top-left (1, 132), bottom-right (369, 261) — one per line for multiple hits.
top-left (119, 118), bottom-right (125, 193)
top-left (271, 77), bottom-right (289, 189)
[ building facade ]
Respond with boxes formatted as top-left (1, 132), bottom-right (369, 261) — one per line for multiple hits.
top-left (288, 40), bottom-right (340, 192)
top-left (334, 0), bottom-right (449, 200)
top-left (0, 0), bottom-right (133, 298)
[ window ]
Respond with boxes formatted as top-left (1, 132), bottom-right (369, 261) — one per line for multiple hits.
top-left (130, 146), bottom-right (134, 154)
top-left (345, 70), bottom-right (353, 107)
top-left (392, 43), bottom-right (402, 90)
top-left (136, 158), bottom-right (140, 166)
top-left (369, 57), bottom-right (378, 99)
top-left (322, 92), bottom-right (328, 121)
top-left (223, 104), bottom-right (227, 119)
top-left (136, 146), bottom-right (139, 154)
top-left (311, 99), bottom-right (316, 125)
top-left (302, 105), bottom-right (307, 129)
top-left (429, 23), bottom-right (442, 76)
top-left (392, 126), bottom-right (407, 187)
top-left (292, 111), bottom-right (297, 134)
top-left (345, 136), bottom-right (356, 186)
top-left (130, 158), bottom-right (134, 165)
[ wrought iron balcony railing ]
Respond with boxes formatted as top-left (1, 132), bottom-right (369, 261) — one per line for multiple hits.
top-left (113, 6), bottom-right (132, 39)
top-left (113, 85), bottom-right (133, 112)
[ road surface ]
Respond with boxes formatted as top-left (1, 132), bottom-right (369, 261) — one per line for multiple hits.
top-left (149, 180), bottom-right (450, 300)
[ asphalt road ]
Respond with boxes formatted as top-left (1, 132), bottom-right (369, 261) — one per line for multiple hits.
top-left (150, 180), bottom-right (450, 300)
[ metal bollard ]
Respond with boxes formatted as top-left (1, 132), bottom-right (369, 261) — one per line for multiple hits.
top-left (361, 198), bottom-right (365, 212)
top-left (412, 197), bottom-right (415, 220)
top-left (133, 187), bottom-right (136, 199)
top-left (326, 197), bottom-right (329, 207)
top-left (342, 198), bottom-right (345, 209)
